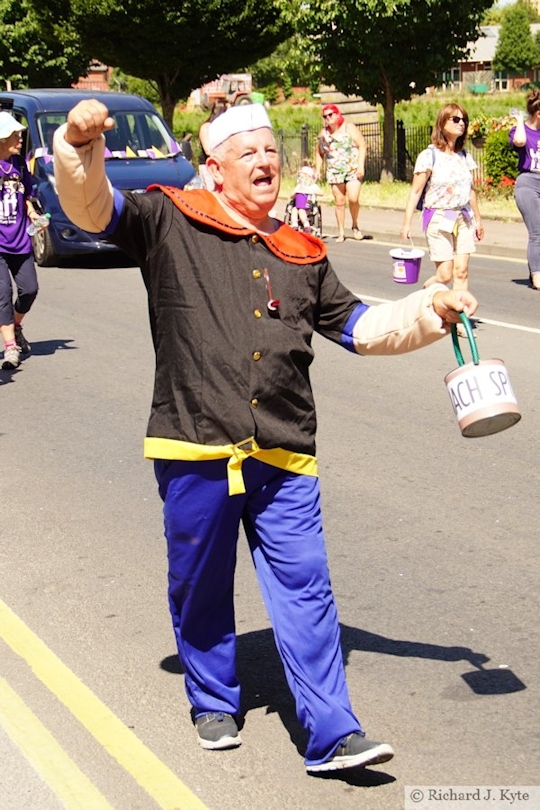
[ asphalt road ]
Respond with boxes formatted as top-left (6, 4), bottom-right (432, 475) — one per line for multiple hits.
top-left (1, 239), bottom-right (539, 810)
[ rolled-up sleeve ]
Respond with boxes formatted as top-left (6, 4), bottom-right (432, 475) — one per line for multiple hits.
top-left (53, 124), bottom-right (115, 233)
top-left (350, 284), bottom-right (449, 355)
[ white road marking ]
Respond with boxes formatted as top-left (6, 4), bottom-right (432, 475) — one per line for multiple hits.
top-left (356, 294), bottom-right (540, 335)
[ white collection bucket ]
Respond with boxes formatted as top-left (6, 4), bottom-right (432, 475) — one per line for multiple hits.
top-left (444, 316), bottom-right (521, 438)
top-left (389, 247), bottom-right (424, 284)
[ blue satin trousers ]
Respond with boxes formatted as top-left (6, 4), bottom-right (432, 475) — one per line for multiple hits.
top-left (154, 456), bottom-right (362, 766)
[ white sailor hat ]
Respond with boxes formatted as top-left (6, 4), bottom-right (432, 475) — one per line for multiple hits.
top-left (207, 104), bottom-right (272, 152)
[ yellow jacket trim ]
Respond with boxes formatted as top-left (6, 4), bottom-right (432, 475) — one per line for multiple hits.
top-left (144, 436), bottom-right (318, 496)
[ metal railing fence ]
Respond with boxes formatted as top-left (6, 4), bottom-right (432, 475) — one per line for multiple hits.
top-left (274, 121), bottom-right (486, 183)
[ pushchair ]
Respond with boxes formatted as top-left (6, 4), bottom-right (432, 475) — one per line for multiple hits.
top-left (284, 194), bottom-right (323, 237)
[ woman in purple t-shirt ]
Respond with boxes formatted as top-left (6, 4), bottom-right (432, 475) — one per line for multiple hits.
top-left (509, 89), bottom-right (540, 290)
top-left (0, 112), bottom-right (42, 369)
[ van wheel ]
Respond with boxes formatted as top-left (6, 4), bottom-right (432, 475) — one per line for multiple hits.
top-left (32, 227), bottom-right (57, 267)
top-left (235, 95), bottom-right (251, 106)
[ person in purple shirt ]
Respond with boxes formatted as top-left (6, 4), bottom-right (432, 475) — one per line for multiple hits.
top-left (0, 112), bottom-right (42, 369)
top-left (509, 89), bottom-right (540, 290)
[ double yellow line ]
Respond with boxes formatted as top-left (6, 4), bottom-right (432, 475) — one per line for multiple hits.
top-left (0, 599), bottom-right (207, 809)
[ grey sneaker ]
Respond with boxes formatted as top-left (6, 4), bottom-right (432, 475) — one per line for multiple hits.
top-left (15, 324), bottom-right (31, 354)
top-left (195, 712), bottom-right (242, 750)
top-left (306, 732), bottom-right (394, 773)
top-left (2, 345), bottom-right (21, 369)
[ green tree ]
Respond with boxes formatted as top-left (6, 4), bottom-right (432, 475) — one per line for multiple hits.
top-left (482, 5), bottom-right (505, 25)
top-left (284, 0), bottom-right (493, 180)
top-left (250, 35), bottom-right (323, 97)
top-left (515, 0), bottom-right (540, 24)
top-left (493, 2), bottom-right (539, 74)
top-left (30, 0), bottom-right (291, 127)
top-left (483, 1), bottom-right (540, 26)
top-left (0, 0), bottom-right (90, 89)
top-left (484, 128), bottom-right (519, 185)
top-left (110, 69), bottom-right (160, 107)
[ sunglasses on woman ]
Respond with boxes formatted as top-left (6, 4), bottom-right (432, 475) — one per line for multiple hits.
top-left (449, 115), bottom-right (466, 124)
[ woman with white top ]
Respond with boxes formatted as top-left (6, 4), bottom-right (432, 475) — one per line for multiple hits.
top-left (401, 104), bottom-right (484, 312)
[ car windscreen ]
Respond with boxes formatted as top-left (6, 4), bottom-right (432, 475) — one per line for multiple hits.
top-left (36, 111), bottom-right (182, 159)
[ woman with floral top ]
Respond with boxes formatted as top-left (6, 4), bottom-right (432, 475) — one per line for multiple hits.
top-left (401, 104), bottom-right (484, 334)
top-left (315, 104), bottom-right (368, 243)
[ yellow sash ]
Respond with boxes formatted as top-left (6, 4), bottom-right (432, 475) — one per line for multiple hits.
top-left (144, 436), bottom-right (318, 496)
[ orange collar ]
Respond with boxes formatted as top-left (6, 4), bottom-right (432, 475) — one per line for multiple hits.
top-left (147, 186), bottom-right (326, 265)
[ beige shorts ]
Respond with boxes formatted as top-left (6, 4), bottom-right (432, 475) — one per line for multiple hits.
top-left (426, 210), bottom-right (476, 262)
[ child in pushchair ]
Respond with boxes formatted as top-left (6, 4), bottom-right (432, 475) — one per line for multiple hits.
top-left (285, 165), bottom-right (323, 236)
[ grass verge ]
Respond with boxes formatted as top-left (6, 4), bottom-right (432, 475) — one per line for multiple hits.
top-left (279, 177), bottom-right (521, 221)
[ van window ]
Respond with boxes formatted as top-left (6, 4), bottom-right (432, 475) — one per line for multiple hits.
top-left (104, 111), bottom-right (180, 158)
top-left (33, 109), bottom-right (180, 160)
top-left (16, 113), bottom-right (31, 157)
top-left (37, 115), bottom-right (65, 153)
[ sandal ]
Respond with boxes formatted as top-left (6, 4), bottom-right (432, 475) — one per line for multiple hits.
top-left (352, 228), bottom-right (373, 241)
top-left (335, 235), bottom-right (345, 243)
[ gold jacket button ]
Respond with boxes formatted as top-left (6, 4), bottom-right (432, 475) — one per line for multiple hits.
top-left (251, 235), bottom-right (260, 244)
top-left (250, 398), bottom-right (259, 408)
top-left (252, 269), bottom-right (262, 279)
top-left (252, 351), bottom-right (261, 361)
top-left (253, 308), bottom-right (262, 318)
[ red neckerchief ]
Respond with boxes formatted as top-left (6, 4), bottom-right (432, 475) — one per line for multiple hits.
top-left (147, 186), bottom-right (326, 266)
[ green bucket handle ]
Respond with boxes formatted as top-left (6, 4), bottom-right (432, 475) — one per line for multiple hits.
top-left (451, 313), bottom-right (480, 367)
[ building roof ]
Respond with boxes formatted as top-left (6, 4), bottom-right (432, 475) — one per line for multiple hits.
top-left (466, 24), bottom-right (540, 63)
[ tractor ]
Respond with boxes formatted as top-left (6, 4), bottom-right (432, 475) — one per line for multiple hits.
top-left (200, 74), bottom-right (253, 111)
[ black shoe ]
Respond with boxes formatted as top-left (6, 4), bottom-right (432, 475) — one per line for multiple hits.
top-left (195, 712), bottom-right (242, 750)
top-left (15, 324), bottom-right (31, 354)
top-left (306, 732), bottom-right (394, 773)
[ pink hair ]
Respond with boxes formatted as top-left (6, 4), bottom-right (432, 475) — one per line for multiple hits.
top-left (322, 104), bottom-right (345, 129)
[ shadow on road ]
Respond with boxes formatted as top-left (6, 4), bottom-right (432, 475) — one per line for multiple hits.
top-left (339, 625), bottom-right (526, 696)
top-left (1, 339), bottom-right (76, 382)
top-left (159, 621), bottom-right (526, 781)
top-left (27, 338), bottom-right (77, 356)
top-left (160, 631), bottom-right (395, 786)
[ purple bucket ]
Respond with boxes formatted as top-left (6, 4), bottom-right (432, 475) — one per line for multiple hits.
top-left (389, 248), bottom-right (424, 284)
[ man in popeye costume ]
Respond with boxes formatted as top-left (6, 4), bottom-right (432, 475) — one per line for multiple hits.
top-left (54, 101), bottom-right (477, 773)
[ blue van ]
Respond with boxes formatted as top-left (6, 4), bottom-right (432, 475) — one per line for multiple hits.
top-left (0, 89), bottom-right (195, 265)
